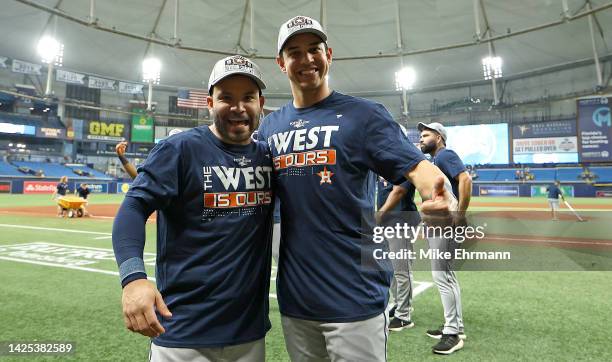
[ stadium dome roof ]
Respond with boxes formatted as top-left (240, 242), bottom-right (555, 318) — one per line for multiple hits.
top-left (1, 0), bottom-right (611, 96)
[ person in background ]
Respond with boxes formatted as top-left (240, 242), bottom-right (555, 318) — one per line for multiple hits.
top-left (75, 183), bottom-right (92, 217)
top-left (116, 130), bottom-right (183, 180)
top-left (52, 176), bottom-right (69, 217)
top-left (546, 180), bottom-right (565, 221)
top-left (115, 141), bottom-right (138, 180)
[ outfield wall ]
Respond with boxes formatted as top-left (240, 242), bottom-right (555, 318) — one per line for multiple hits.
top-left (1, 177), bottom-right (610, 198)
top-left (0, 177), bottom-right (130, 194)
top-left (473, 182), bottom-right (606, 197)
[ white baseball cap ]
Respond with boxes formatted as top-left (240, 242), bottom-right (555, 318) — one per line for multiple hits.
top-left (277, 15), bottom-right (327, 54)
top-left (417, 122), bottom-right (447, 142)
top-left (207, 55), bottom-right (266, 94)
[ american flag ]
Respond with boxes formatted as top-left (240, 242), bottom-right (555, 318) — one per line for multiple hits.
top-left (177, 89), bottom-right (208, 109)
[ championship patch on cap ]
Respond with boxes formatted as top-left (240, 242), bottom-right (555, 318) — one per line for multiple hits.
top-left (208, 55), bottom-right (266, 94)
top-left (277, 15), bottom-right (327, 54)
top-left (224, 55), bottom-right (254, 73)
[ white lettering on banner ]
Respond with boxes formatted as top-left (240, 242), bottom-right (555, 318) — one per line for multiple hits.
top-left (56, 69), bottom-right (85, 84)
top-left (512, 137), bottom-right (577, 154)
top-left (268, 125), bottom-right (339, 154)
top-left (119, 82), bottom-right (144, 94)
top-left (88, 76), bottom-right (116, 90)
top-left (11, 59), bottom-right (42, 75)
top-left (211, 166), bottom-right (273, 191)
top-left (0, 56), bottom-right (7, 68)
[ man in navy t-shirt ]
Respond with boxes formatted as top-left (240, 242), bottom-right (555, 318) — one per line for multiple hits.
top-left (259, 15), bottom-right (457, 361)
top-left (52, 176), bottom-right (69, 217)
top-left (418, 121), bottom-right (473, 355)
top-left (546, 180), bottom-right (565, 220)
top-left (112, 55), bottom-right (273, 361)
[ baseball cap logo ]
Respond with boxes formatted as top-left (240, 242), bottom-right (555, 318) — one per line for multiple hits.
top-left (287, 16), bottom-right (313, 29)
top-left (225, 55), bottom-right (253, 68)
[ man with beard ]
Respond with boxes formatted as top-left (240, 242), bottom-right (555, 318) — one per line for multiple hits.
top-left (258, 15), bottom-right (457, 361)
top-left (418, 121), bottom-right (472, 355)
top-left (112, 55), bottom-right (274, 362)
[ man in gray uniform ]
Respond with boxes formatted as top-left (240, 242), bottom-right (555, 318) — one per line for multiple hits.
top-left (419, 122), bottom-right (472, 355)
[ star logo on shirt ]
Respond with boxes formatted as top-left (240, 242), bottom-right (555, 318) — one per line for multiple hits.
top-left (290, 119), bottom-right (310, 128)
top-left (316, 166), bottom-right (334, 185)
top-left (234, 156), bottom-right (252, 166)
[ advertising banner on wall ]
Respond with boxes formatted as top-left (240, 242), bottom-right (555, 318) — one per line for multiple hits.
top-left (11, 59), bottom-right (42, 75)
top-left (119, 82), bottom-right (144, 94)
top-left (0, 181), bottom-right (11, 193)
top-left (84, 183), bottom-right (109, 193)
top-left (512, 120), bottom-right (576, 139)
top-left (118, 182), bottom-right (132, 194)
top-left (84, 120), bottom-right (128, 142)
top-left (23, 181), bottom-right (57, 194)
top-left (36, 127), bottom-right (66, 139)
top-left (131, 109), bottom-right (154, 143)
top-left (478, 185), bottom-right (519, 197)
top-left (88, 76), bottom-right (116, 90)
top-left (531, 185), bottom-right (574, 197)
top-left (56, 69), bottom-right (86, 84)
top-left (513, 137), bottom-right (577, 154)
top-left (577, 97), bottom-right (612, 162)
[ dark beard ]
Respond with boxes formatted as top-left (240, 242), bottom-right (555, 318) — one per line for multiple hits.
top-left (420, 141), bottom-right (436, 155)
top-left (211, 111), bottom-right (255, 144)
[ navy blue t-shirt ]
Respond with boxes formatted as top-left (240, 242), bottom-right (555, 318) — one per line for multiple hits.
top-left (76, 186), bottom-right (90, 199)
top-left (56, 182), bottom-right (68, 196)
top-left (432, 148), bottom-right (466, 199)
top-left (547, 185), bottom-right (562, 199)
top-left (258, 91), bottom-right (425, 322)
top-left (122, 126), bottom-right (274, 348)
top-left (376, 177), bottom-right (417, 212)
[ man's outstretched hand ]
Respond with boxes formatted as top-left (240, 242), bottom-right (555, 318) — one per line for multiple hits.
top-left (420, 176), bottom-right (457, 226)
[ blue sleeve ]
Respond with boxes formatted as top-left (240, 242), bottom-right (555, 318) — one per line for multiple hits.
top-left (112, 196), bottom-right (156, 287)
top-left (398, 180), bottom-right (412, 190)
top-left (128, 140), bottom-right (181, 210)
top-left (364, 104), bottom-right (425, 184)
top-left (437, 150), bottom-right (466, 180)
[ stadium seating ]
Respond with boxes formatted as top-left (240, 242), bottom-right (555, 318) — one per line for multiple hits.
top-left (555, 167), bottom-right (583, 182)
top-left (0, 161), bottom-right (22, 176)
top-left (530, 169), bottom-right (556, 181)
top-left (64, 164), bottom-right (110, 179)
top-left (591, 167), bottom-right (612, 183)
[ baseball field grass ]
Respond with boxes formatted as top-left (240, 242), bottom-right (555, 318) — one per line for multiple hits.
top-left (0, 194), bottom-right (611, 361)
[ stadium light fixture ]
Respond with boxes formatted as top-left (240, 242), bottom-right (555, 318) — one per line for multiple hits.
top-left (395, 67), bottom-right (416, 91)
top-left (37, 36), bottom-right (64, 66)
top-left (142, 57), bottom-right (161, 111)
top-left (37, 35), bottom-right (64, 96)
top-left (482, 56), bottom-right (502, 80)
top-left (142, 57), bottom-right (161, 84)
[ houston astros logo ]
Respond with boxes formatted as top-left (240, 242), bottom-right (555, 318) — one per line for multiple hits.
top-left (518, 125), bottom-right (530, 135)
top-left (288, 16), bottom-right (313, 29)
top-left (290, 119), bottom-right (310, 128)
top-left (234, 156), bottom-right (252, 166)
top-left (316, 166), bottom-right (334, 184)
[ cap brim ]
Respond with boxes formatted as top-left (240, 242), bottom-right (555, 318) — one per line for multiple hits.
top-left (209, 72), bottom-right (266, 94)
top-left (417, 122), bottom-right (429, 132)
top-left (279, 28), bottom-right (327, 54)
